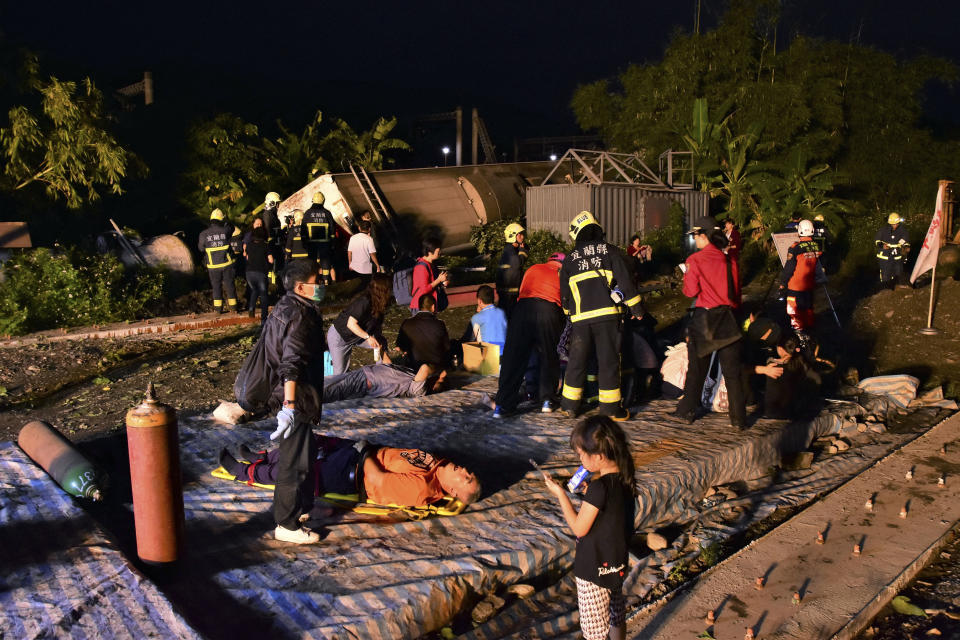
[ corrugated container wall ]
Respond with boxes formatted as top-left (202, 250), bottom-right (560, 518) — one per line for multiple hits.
top-left (526, 184), bottom-right (709, 247)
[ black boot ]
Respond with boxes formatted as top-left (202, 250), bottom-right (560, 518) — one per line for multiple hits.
top-left (219, 449), bottom-right (248, 479)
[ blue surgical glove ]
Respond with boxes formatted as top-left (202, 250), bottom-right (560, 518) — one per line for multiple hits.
top-left (270, 407), bottom-right (296, 440)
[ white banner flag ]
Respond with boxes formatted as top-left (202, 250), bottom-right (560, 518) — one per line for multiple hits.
top-left (910, 182), bottom-right (946, 284)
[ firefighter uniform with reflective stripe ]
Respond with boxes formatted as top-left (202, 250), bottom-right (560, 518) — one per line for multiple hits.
top-left (559, 242), bottom-right (645, 416)
top-left (285, 223), bottom-right (310, 262)
top-left (303, 204), bottom-right (336, 283)
top-left (496, 242), bottom-right (527, 317)
top-left (780, 238), bottom-right (822, 331)
top-left (875, 224), bottom-right (910, 286)
top-left (198, 222), bottom-right (237, 311)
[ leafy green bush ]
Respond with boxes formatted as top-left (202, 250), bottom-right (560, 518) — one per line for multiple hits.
top-left (0, 246), bottom-right (165, 335)
top-left (469, 219), bottom-right (570, 277)
top-left (638, 201), bottom-right (686, 273)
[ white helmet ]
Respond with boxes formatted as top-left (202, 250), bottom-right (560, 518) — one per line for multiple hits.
top-left (797, 219), bottom-right (815, 237)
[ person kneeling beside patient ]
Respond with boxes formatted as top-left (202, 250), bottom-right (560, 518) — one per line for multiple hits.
top-left (219, 435), bottom-right (481, 512)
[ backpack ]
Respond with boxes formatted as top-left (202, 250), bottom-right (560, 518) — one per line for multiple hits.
top-left (233, 336), bottom-right (274, 414)
top-left (393, 267), bottom-right (415, 306)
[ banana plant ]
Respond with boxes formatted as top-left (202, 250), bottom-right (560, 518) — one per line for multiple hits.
top-left (322, 116), bottom-right (411, 171)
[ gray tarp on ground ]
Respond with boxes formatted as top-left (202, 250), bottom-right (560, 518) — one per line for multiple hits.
top-left (4, 374), bottom-right (942, 639)
top-left (0, 444), bottom-right (202, 639)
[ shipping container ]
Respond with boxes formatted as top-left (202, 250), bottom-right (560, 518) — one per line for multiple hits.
top-left (525, 183), bottom-right (709, 246)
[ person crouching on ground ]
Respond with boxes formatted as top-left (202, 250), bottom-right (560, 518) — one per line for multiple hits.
top-left (326, 273), bottom-right (392, 375)
top-left (220, 435), bottom-right (481, 509)
top-left (673, 216), bottom-right (748, 429)
top-left (260, 259), bottom-right (327, 544)
top-left (538, 416), bottom-right (635, 640)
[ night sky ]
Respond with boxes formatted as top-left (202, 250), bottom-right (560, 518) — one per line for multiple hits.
top-left (2, 0), bottom-right (959, 167)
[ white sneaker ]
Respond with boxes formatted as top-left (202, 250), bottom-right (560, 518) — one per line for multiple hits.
top-left (275, 525), bottom-right (319, 544)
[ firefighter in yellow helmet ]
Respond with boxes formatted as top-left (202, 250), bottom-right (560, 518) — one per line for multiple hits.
top-left (284, 209), bottom-right (311, 264)
top-left (875, 212), bottom-right (910, 289)
top-left (198, 208), bottom-right (238, 313)
top-left (303, 191), bottom-right (337, 285)
top-left (496, 222), bottom-right (527, 317)
top-left (558, 211), bottom-right (646, 421)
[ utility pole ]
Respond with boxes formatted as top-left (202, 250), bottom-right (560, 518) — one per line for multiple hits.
top-left (455, 106), bottom-right (462, 166)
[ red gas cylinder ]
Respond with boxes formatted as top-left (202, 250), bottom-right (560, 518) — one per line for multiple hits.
top-left (126, 382), bottom-right (184, 564)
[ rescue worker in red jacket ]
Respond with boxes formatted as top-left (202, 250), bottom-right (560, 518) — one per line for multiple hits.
top-left (559, 211), bottom-right (645, 421)
top-left (779, 219), bottom-right (824, 336)
top-left (197, 208), bottom-right (238, 313)
top-left (492, 252), bottom-right (567, 417)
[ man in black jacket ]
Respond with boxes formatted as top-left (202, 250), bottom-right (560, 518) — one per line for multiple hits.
top-left (396, 294), bottom-right (450, 388)
top-left (254, 259), bottom-right (326, 544)
top-left (197, 208), bottom-right (238, 313)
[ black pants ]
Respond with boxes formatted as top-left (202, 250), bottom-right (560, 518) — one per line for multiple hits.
top-left (497, 289), bottom-right (519, 318)
top-left (677, 336), bottom-right (747, 426)
top-left (270, 382), bottom-right (323, 530)
top-left (878, 257), bottom-right (904, 286)
top-left (207, 265), bottom-right (237, 309)
top-left (246, 270), bottom-right (269, 321)
top-left (561, 319), bottom-right (623, 415)
top-left (226, 435), bottom-right (360, 498)
top-left (495, 298), bottom-right (565, 410)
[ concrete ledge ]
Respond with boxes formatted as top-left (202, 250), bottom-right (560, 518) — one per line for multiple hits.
top-left (629, 412), bottom-right (960, 640)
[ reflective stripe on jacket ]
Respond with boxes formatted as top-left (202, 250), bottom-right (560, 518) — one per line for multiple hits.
top-left (560, 241), bottom-right (644, 324)
top-left (198, 223), bottom-right (235, 268)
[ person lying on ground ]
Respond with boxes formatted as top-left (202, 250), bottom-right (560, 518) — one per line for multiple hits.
top-left (323, 363), bottom-right (437, 402)
top-left (219, 435), bottom-right (481, 509)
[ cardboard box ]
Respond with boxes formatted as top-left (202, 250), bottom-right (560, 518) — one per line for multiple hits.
top-left (462, 341), bottom-right (500, 375)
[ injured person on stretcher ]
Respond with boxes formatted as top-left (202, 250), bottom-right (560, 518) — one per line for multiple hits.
top-left (218, 434), bottom-right (481, 512)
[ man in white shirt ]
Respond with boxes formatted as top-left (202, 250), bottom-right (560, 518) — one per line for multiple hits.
top-left (347, 220), bottom-right (380, 287)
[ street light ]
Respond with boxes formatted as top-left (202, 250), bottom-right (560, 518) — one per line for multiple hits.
top-left (549, 154), bottom-right (557, 162)
top-left (442, 146), bottom-right (450, 166)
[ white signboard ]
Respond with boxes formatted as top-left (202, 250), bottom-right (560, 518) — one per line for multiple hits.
top-left (772, 232), bottom-right (800, 266)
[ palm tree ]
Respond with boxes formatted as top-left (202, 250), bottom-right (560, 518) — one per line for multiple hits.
top-left (322, 116), bottom-right (411, 171)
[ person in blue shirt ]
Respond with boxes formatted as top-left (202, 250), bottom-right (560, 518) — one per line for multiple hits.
top-left (468, 285), bottom-right (507, 350)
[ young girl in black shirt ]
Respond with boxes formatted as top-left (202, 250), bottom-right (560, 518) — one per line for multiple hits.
top-left (541, 416), bottom-right (636, 640)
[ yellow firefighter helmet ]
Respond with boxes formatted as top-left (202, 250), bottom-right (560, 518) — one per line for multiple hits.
top-left (887, 212), bottom-right (904, 225)
top-left (569, 211), bottom-right (599, 240)
top-left (264, 192), bottom-right (281, 207)
top-left (504, 223), bottom-right (525, 243)
top-left (312, 191), bottom-right (325, 205)
top-left (210, 208), bottom-right (225, 221)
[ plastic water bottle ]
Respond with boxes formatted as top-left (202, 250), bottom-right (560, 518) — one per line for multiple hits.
top-left (567, 465), bottom-right (591, 493)
top-left (323, 351), bottom-right (334, 377)
top-left (373, 347), bottom-right (381, 362)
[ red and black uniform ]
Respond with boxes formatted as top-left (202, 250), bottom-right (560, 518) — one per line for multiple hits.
top-left (303, 204), bottom-right (336, 283)
top-left (780, 238), bottom-right (822, 331)
top-left (560, 241), bottom-right (644, 416)
top-left (676, 243), bottom-right (746, 428)
top-left (496, 242), bottom-right (528, 317)
top-left (495, 261), bottom-right (566, 411)
top-left (197, 221), bottom-right (237, 311)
